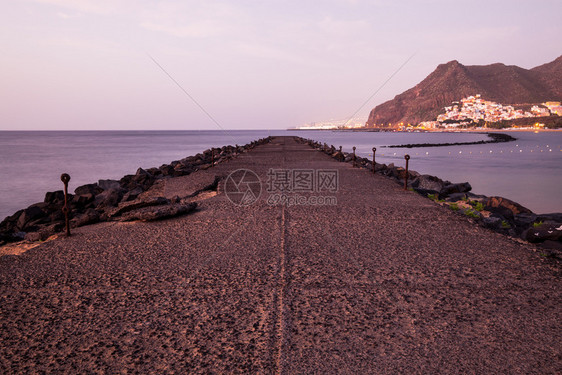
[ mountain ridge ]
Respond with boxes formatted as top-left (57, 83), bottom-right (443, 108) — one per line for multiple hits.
top-left (366, 56), bottom-right (562, 126)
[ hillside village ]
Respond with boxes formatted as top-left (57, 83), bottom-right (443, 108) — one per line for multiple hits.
top-left (423, 95), bottom-right (562, 129)
top-left (364, 56), bottom-right (562, 129)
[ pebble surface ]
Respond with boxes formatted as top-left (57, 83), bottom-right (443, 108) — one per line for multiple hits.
top-left (1, 136), bottom-right (560, 373)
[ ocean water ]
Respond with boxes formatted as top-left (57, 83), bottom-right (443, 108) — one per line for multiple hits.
top-left (0, 130), bottom-right (561, 221)
top-left (302, 130), bottom-right (562, 214)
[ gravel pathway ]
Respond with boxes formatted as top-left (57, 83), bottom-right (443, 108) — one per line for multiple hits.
top-left (1, 136), bottom-right (560, 373)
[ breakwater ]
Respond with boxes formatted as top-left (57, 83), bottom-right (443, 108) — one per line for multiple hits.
top-left (1, 136), bottom-right (560, 373)
top-left (303, 138), bottom-right (562, 259)
top-left (384, 132), bottom-right (516, 148)
top-left (1, 135), bottom-right (561, 259)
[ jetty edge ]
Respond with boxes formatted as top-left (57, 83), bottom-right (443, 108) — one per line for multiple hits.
top-left (0, 136), bottom-right (560, 373)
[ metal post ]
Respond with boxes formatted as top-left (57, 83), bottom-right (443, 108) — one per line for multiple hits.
top-left (60, 173), bottom-right (71, 236)
top-left (404, 154), bottom-right (410, 190)
top-left (372, 147), bottom-right (377, 174)
top-left (352, 146), bottom-right (357, 167)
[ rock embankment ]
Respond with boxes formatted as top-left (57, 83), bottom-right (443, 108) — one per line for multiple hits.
top-left (0, 138), bottom-right (273, 245)
top-left (384, 132), bottom-right (516, 148)
top-left (301, 138), bottom-right (562, 259)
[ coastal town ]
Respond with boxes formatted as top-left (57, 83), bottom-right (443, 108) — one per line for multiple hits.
top-left (426, 95), bottom-right (562, 130)
top-left (297, 96), bottom-right (562, 131)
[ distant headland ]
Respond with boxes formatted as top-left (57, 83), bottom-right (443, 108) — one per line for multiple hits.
top-left (294, 56), bottom-right (562, 132)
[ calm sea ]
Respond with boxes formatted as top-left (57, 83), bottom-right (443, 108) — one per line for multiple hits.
top-left (0, 130), bottom-right (560, 220)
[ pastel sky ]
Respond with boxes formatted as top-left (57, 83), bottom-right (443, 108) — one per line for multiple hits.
top-left (1, 0), bottom-right (560, 130)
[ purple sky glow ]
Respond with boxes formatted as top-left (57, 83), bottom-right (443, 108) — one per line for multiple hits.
top-left (1, 0), bottom-right (561, 130)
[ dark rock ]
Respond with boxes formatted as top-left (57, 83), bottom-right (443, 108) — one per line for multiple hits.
top-left (440, 182), bottom-right (472, 196)
top-left (119, 174), bottom-right (135, 190)
top-left (70, 209), bottom-right (100, 228)
top-left (146, 167), bottom-right (162, 177)
top-left (135, 167), bottom-right (150, 177)
top-left (0, 210), bottom-right (23, 231)
top-left (483, 216), bottom-right (502, 229)
top-left (523, 223), bottom-right (562, 243)
top-left (333, 152), bottom-right (344, 162)
top-left (485, 196), bottom-right (533, 216)
top-left (44, 190), bottom-right (65, 204)
top-left (94, 188), bottom-right (123, 208)
top-left (173, 164), bottom-right (195, 177)
top-left (72, 193), bottom-right (94, 207)
top-left (98, 179), bottom-right (120, 191)
top-left (131, 168), bottom-right (155, 189)
top-left (536, 213), bottom-right (562, 224)
top-left (374, 163), bottom-right (386, 172)
top-left (74, 183), bottom-right (103, 196)
top-left (489, 207), bottom-right (514, 222)
top-left (181, 156), bottom-right (199, 164)
top-left (27, 215), bottom-right (52, 228)
top-left (17, 205), bottom-right (47, 231)
top-left (389, 167), bottom-right (406, 180)
top-left (120, 203), bottom-right (197, 222)
top-left (159, 164), bottom-right (175, 177)
top-left (109, 197), bottom-right (170, 218)
top-left (13, 232), bottom-right (26, 241)
top-left (514, 213), bottom-right (538, 231)
top-left (122, 187), bottom-right (144, 202)
top-left (410, 174), bottom-right (445, 191)
top-left (48, 210), bottom-right (65, 223)
top-left (446, 193), bottom-right (469, 202)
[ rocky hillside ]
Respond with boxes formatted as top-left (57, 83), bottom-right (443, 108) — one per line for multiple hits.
top-left (367, 55), bottom-right (562, 126)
